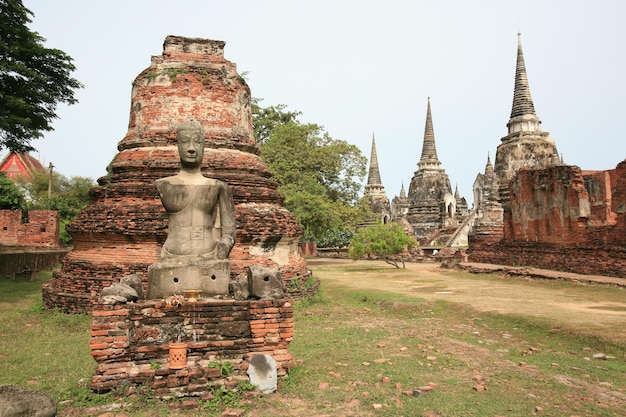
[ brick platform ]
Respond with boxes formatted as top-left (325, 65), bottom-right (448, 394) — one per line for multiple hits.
top-left (90, 298), bottom-right (294, 398)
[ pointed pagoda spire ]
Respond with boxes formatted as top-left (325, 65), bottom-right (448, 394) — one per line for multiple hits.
top-left (510, 33), bottom-right (536, 118)
top-left (485, 153), bottom-right (494, 178)
top-left (367, 133), bottom-right (383, 186)
top-left (454, 184), bottom-right (461, 200)
top-left (399, 181), bottom-right (406, 198)
top-left (363, 133), bottom-right (390, 221)
top-left (506, 33), bottom-right (542, 135)
top-left (418, 97), bottom-right (442, 170)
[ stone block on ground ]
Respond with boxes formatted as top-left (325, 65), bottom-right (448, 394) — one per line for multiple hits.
top-left (0, 385), bottom-right (57, 417)
top-left (247, 354), bottom-right (277, 394)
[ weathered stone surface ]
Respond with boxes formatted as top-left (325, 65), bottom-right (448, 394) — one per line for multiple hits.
top-left (493, 34), bottom-right (560, 212)
top-left (0, 210), bottom-right (60, 248)
top-left (247, 354), bottom-right (278, 394)
top-left (362, 136), bottom-right (390, 224)
top-left (149, 258), bottom-right (230, 299)
top-left (247, 265), bottom-right (285, 300)
top-left (43, 36), bottom-right (309, 312)
top-left (468, 35), bottom-right (625, 277)
top-left (101, 283), bottom-right (138, 302)
top-left (146, 120), bottom-right (236, 299)
top-left (100, 295), bottom-right (128, 305)
top-left (120, 274), bottom-right (143, 299)
top-left (398, 99), bottom-right (468, 245)
top-left (469, 160), bottom-right (626, 277)
top-left (229, 272), bottom-right (249, 301)
top-left (0, 385), bottom-right (57, 417)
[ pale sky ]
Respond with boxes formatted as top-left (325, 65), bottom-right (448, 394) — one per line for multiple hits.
top-left (20, 0), bottom-right (626, 206)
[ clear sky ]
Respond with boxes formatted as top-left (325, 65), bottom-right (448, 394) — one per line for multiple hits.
top-left (19, 0), bottom-right (626, 206)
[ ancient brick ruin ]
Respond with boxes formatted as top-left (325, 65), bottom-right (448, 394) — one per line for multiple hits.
top-left (36, 35), bottom-right (310, 399)
top-left (0, 210), bottom-right (60, 248)
top-left (469, 160), bottom-right (626, 277)
top-left (0, 210), bottom-right (67, 278)
top-left (90, 299), bottom-right (294, 398)
top-left (468, 34), bottom-right (625, 277)
top-left (361, 135), bottom-right (391, 225)
top-left (43, 36), bottom-right (310, 313)
top-left (391, 98), bottom-right (468, 245)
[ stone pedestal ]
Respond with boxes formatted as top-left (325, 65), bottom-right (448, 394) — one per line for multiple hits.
top-left (147, 258), bottom-right (230, 299)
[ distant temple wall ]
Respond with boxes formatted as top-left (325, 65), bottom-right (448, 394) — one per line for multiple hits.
top-left (469, 160), bottom-right (626, 277)
top-left (0, 209), bottom-right (66, 278)
top-left (0, 210), bottom-right (60, 248)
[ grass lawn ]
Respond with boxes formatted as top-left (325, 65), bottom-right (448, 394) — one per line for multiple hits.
top-left (1, 262), bottom-right (625, 416)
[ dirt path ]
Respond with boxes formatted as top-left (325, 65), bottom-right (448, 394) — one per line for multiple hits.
top-left (307, 258), bottom-right (626, 342)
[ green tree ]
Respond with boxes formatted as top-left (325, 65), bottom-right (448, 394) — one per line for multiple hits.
top-left (0, 0), bottom-right (83, 152)
top-left (349, 222), bottom-right (417, 269)
top-left (0, 171), bottom-right (23, 209)
top-left (252, 99), bottom-right (301, 146)
top-left (17, 171), bottom-right (93, 243)
top-left (254, 103), bottom-right (370, 244)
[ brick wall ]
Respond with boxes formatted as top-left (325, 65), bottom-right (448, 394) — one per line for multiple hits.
top-left (468, 241), bottom-right (625, 278)
top-left (468, 160), bottom-right (626, 277)
top-left (89, 298), bottom-right (294, 397)
top-left (0, 249), bottom-right (69, 278)
top-left (0, 210), bottom-right (60, 248)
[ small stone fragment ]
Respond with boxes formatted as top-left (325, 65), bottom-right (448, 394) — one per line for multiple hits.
top-left (247, 354), bottom-right (277, 394)
top-left (221, 408), bottom-right (246, 417)
top-left (0, 384), bottom-right (57, 417)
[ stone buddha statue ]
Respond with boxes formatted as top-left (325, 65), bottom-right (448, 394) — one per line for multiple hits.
top-left (147, 120), bottom-right (236, 299)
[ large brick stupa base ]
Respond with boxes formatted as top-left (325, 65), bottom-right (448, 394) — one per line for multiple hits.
top-left (43, 36), bottom-right (312, 313)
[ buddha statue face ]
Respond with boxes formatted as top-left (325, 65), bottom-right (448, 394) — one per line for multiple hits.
top-left (176, 120), bottom-right (205, 168)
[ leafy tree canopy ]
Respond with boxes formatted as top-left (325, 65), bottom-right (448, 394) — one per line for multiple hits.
top-left (0, 171), bottom-right (23, 209)
top-left (252, 99), bottom-right (301, 146)
top-left (253, 101), bottom-right (371, 244)
top-left (349, 222), bottom-right (417, 268)
top-left (16, 171), bottom-right (94, 243)
top-left (0, 0), bottom-right (83, 152)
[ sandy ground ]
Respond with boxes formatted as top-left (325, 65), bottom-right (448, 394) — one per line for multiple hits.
top-left (307, 258), bottom-right (626, 342)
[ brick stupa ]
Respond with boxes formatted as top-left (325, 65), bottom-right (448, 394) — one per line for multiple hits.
top-left (43, 36), bottom-right (309, 312)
